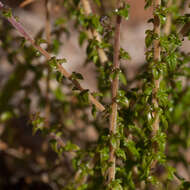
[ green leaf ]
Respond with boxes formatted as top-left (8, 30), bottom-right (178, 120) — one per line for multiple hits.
top-left (36, 38), bottom-right (47, 45)
top-left (78, 90), bottom-right (89, 104)
top-left (119, 71), bottom-right (127, 85)
top-left (110, 135), bottom-right (119, 149)
top-left (53, 87), bottom-right (65, 102)
top-left (116, 148), bottom-right (126, 160)
top-left (71, 72), bottom-right (84, 80)
top-left (91, 105), bottom-right (97, 117)
top-left (50, 139), bottom-right (58, 153)
top-left (116, 90), bottom-right (129, 107)
top-left (145, 0), bottom-right (153, 9)
top-left (93, 0), bottom-right (101, 7)
top-left (115, 4), bottom-right (130, 20)
top-left (145, 30), bottom-right (154, 48)
top-left (100, 147), bottom-right (109, 162)
top-left (108, 179), bottom-right (123, 190)
top-left (152, 68), bottom-right (160, 80)
top-left (2, 9), bottom-right (12, 18)
top-left (52, 39), bottom-right (61, 54)
top-left (0, 111), bottom-right (14, 122)
top-left (160, 115), bottom-right (168, 129)
top-left (64, 141), bottom-right (80, 151)
top-left (167, 166), bottom-right (176, 180)
top-left (79, 31), bottom-right (87, 46)
top-left (123, 140), bottom-right (140, 158)
top-left (48, 56), bottom-right (57, 69)
top-left (55, 17), bottom-right (66, 26)
top-left (120, 48), bottom-right (131, 60)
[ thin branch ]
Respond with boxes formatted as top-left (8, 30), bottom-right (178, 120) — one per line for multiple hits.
top-left (45, 0), bottom-right (51, 45)
top-left (163, 0), bottom-right (172, 35)
top-left (108, 0), bottom-right (122, 183)
top-left (150, 0), bottom-right (161, 170)
top-left (0, 1), bottom-right (105, 112)
top-left (152, 0), bottom-right (161, 136)
top-left (20, 0), bottom-right (36, 8)
top-left (81, 0), bottom-right (108, 64)
top-left (45, 0), bottom-right (51, 128)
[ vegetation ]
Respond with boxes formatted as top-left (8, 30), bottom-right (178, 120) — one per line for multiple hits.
top-left (0, 0), bottom-right (190, 189)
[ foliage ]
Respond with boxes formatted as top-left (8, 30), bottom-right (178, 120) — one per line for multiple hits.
top-left (0, 0), bottom-right (190, 189)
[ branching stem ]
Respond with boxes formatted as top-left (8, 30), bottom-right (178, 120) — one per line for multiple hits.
top-left (0, 1), bottom-right (105, 112)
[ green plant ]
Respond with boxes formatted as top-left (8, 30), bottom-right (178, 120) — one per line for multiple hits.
top-left (0, 0), bottom-right (190, 189)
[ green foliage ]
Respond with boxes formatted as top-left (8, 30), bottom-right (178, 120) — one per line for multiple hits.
top-left (115, 4), bottom-right (130, 20)
top-left (0, 0), bottom-right (190, 189)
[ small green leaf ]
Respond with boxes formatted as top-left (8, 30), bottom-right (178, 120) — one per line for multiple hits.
top-left (36, 38), bottom-right (47, 45)
top-left (0, 111), bottom-right (14, 122)
top-left (120, 48), bottom-right (131, 60)
top-left (152, 68), bottom-right (160, 80)
top-left (55, 17), bottom-right (66, 26)
top-left (110, 135), bottom-right (119, 149)
top-left (2, 9), bottom-right (12, 18)
top-left (53, 87), bottom-right (65, 102)
top-left (115, 4), bottom-right (130, 20)
top-left (167, 166), bottom-right (176, 180)
top-left (48, 56), bottom-right (57, 69)
top-left (93, 0), bottom-right (101, 7)
top-left (123, 140), bottom-right (140, 158)
top-left (64, 141), bottom-right (80, 151)
top-left (100, 147), bottom-right (109, 161)
top-left (71, 72), bottom-right (84, 80)
top-left (78, 89), bottom-right (89, 104)
top-left (145, 0), bottom-right (153, 9)
top-left (79, 31), bottom-right (87, 46)
top-left (116, 148), bottom-right (126, 160)
top-left (119, 71), bottom-right (127, 85)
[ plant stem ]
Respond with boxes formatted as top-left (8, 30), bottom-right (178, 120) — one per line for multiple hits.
top-left (108, 1), bottom-right (122, 183)
top-left (152, 0), bottom-right (161, 137)
top-left (163, 0), bottom-right (172, 35)
top-left (20, 0), bottom-right (36, 8)
top-left (81, 0), bottom-right (108, 64)
top-left (0, 1), bottom-right (105, 112)
top-left (45, 0), bottom-right (51, 128)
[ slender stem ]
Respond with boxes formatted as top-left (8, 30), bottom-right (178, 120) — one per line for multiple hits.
top-left (81, 0), bottom-right (108, 64)
top-left (20, 0), bottom-right (36, 8)
top-left (163, 0), bottom-right (172, 35)
top-left (0, 1), bottom-right (105, 112)
top-left (108, 1), bottom-right (122, 183)
top-left (45, 0), bottom-right (51, 128)
top-left (45, 0), bottom-right (51, 45)
top-left (152, 0), bottom-right (161, 136)
top-left (150, 0), bottom-right (161, 170)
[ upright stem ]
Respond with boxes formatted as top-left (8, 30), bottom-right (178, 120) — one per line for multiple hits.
top-left (152, 0), bottom-right (161, 136)
top-left (45, 0), bottom-right (51, 128)
top-left (163, 0), bottom-right (172, 35)
top-left (81, 0), bottom-right (108, 64)
top-left (108, 1), bottom-right (122, 183)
